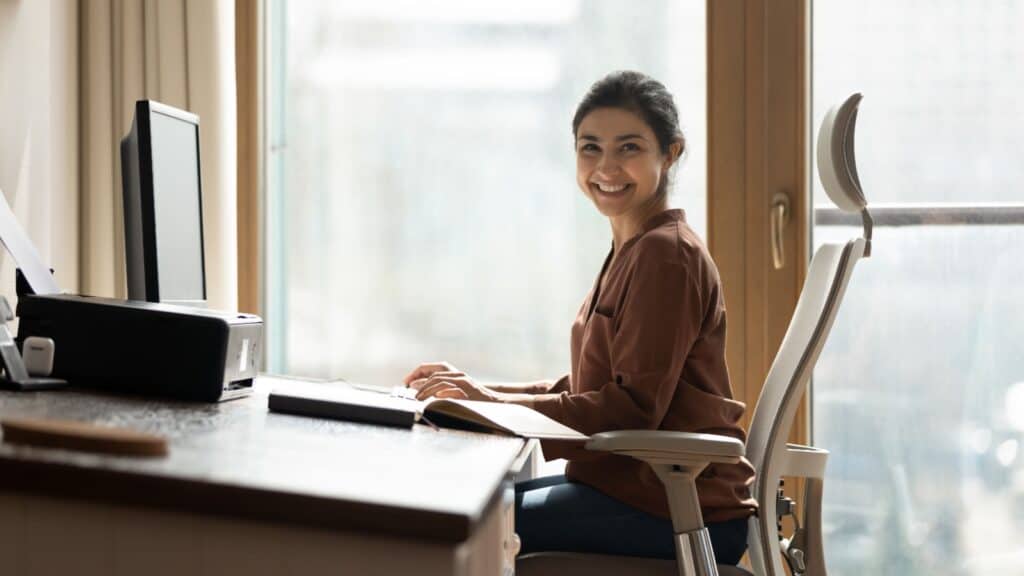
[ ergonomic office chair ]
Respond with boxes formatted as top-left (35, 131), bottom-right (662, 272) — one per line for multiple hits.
top-left (517, 93), bottom-right (872, 576)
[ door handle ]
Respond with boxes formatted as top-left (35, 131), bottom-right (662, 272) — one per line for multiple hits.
top-left (771, 192), bottom-right (791, 270)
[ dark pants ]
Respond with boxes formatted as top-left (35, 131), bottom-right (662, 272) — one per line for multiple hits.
top-left (515, 474), bottom-right (748, 566)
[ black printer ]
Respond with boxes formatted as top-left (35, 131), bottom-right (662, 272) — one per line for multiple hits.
top-left (16, 292), bottom-right (262, 402)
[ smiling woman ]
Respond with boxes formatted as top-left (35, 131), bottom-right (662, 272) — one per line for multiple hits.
top-left (405, 71), bottom-right (756, 566)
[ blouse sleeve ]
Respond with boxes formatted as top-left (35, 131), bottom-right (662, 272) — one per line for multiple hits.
top-left (531, 242), bottom-right (706, 460)
top-left (548, 374), bottom-right (570, 394)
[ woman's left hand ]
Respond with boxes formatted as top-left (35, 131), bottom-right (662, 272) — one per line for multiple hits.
top-left (411, 371), bottom-right (502, 402)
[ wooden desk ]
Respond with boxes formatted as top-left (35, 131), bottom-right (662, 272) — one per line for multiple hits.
top-left (0, 377), bottom-right (530, 575)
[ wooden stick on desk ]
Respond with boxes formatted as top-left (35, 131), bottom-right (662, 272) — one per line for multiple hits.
top-left (1, 417), bottom-right (168, 457)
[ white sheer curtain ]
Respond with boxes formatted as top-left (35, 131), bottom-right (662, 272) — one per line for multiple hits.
top-left (80, 0), bottom-right (238, 309)
top-left (0, 0), bottom-right (78, 307)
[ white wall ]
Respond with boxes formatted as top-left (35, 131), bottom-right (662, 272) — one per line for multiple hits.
top-left (0, 0), bottom-right (79, 306)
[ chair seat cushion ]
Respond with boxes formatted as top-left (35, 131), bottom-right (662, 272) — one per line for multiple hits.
top-left (516, 552), bottom-right (754, 576)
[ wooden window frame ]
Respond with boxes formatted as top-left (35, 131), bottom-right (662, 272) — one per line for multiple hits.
top-left (707, 0), bottom-right (810, 443)
top-left (236, 0), bottom-right (262, 315)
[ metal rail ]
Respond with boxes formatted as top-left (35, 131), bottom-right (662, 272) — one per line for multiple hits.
top-left (815, 203), bottom-right (1024, 227)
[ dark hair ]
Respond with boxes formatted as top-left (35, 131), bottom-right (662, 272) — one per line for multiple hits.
top-left (572, 70), bottom-right (686, 159)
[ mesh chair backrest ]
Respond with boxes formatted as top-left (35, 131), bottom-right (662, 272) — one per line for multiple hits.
top-left (746, 238), bottom-right (865, 495)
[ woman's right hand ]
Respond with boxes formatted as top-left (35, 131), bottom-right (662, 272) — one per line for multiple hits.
top-left (403, 361), bottom-right (503, 402)
top-left (402, 361), bottom-right (460, 390)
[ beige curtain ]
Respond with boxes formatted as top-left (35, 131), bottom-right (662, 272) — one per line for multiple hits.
top-left (80, 0), bottom-right (238, 310)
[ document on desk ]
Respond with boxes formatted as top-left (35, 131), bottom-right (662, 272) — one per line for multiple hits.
top-left (267, 382), bottom-right (588, 442)
top-left (422, 398), bottom-right (588, 441)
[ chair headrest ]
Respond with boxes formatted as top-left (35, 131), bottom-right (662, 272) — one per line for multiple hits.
top-left (817, 93), bottom-right (867, 213)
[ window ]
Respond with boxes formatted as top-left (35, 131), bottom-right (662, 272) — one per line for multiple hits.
top-left (265, 1), bottom-right (707, 384)
top-left (812, 2), bottom-right (1024, 573)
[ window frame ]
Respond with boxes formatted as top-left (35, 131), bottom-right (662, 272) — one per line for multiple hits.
top-left (236, 0), bottom-right (262, 315)
top-left (707, 0), bottom-right (810, 441)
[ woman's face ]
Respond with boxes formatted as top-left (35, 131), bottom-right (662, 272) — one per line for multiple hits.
top-left (575, 107), bottom-right (674, 219)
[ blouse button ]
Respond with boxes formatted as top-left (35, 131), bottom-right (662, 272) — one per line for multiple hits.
top-left (615, 374), bottom-right (623, 385)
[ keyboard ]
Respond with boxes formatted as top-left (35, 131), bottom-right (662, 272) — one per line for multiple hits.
top-left (346, 381), bottom-right (419, 401)
top-left (390, 386), bottom-right (419, 401)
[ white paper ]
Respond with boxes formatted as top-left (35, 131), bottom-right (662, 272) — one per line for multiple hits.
top-left (0, 187), bottom-right (60, 294)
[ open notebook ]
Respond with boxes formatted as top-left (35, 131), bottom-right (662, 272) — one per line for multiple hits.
top-left (267, 381), bottom-right (587, 442)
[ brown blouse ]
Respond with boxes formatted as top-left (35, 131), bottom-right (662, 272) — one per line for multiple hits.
top-left (531, 209), bottom-right (757, 523)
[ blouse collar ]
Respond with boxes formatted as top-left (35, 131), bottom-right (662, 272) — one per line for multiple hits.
top-left (619, 208), bottom-right (686, 251)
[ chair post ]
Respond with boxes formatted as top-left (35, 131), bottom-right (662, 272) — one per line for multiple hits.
top-left (800, 477), bottom-right (827, 576)
top-left (651, 463), bottom-right (721, 576)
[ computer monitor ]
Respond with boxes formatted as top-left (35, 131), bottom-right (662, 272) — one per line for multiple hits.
top-left (121, 100), bottom-right (207, 307)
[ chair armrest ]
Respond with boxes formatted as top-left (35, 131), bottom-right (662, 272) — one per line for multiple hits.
top-left (585, 430), bottom-right (744, 464)
top-left (779, 443), bottom-right (829, 479)
top-left (586, 431), bottom-right (744, 534)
